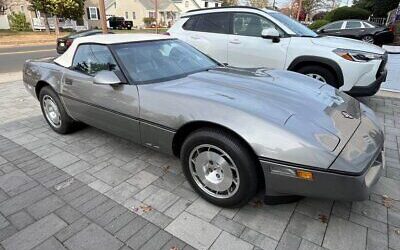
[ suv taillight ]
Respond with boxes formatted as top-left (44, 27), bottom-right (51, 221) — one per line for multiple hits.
top-left (66, 39), bottom-right (73, 47)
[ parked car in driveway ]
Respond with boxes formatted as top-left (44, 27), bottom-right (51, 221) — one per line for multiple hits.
top-left (168, 7), bottom-right (388, 96)
top-left (108, 16), bottom-right (133, 30)
top-left (23, 34), bottom-right (384, 207)
top-left (316, 19), bottom-right (395, 45)
top-left (57, 30), bottom-right (113, 54)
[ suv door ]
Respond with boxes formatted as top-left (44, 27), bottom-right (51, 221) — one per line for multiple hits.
top-left (227, 12), bottom-right (290, 69)
top-left (61, 44), bottom-right (141, 142)
top-left (180, 12), bottom-right (229, 64)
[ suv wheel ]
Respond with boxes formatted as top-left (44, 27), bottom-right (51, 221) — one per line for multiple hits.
top-left (180, 129), bottom-right (258, 208)
top-left (362, 35), bottom-right (374, 44)
top-left (296, 65), bottom-right (338, 88)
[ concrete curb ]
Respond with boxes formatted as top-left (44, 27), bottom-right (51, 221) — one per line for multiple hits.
top-left (0, 72), bottom-right (22, 84)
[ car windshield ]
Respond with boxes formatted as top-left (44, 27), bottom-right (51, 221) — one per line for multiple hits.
top-left (268, 12), bottom-right (318, 37)
top-left (113, 39), bottom-right (218, 83)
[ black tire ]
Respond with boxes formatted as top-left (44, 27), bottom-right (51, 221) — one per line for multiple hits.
top-left (362, 35), bottom-right (375, 44)
top-left (180, 128), bottom-right (258, 208)
top-left (39, 86), bottom-right (75, 134)
top-left (296, 65), bottom-right (338, 88)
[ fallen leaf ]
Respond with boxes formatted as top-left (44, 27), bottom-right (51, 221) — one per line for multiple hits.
top-left (250, 199), bottom-right (263, 208)
top-left (395, 229), bottom-right (400, 235)
top-left (54, 178), bottom-right (74, 191)
top-left (383, 195), bottom-right (394, 208)
top-left (318, 214), bottom-right (329, 223)
top-left (170, 247), bottom-right (179, 250)
top-left (140, 205), bottom-right (153, 213)
top-left (162, 165), bottom-right (170, 173)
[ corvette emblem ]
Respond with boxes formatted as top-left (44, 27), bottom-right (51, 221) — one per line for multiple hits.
top-left (341, 111), bottom-right (354, 119)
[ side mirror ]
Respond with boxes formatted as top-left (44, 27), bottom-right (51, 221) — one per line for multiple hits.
top-left (261, 28), bottom-right (280, 43)
top-left (93, 70), bottom-right (121, 85)
top-left (318, 28), bottom-right (325, 33)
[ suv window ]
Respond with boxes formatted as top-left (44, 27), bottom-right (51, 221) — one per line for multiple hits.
top-left (324, 21), bottom-right (343, 30)
top-left (72, 44), bottom-right (119, 75)
top-left (194, 13), bottom-right (229, 34)
top-left (182, 16), bottom-right (199, 31)
top-left (345, 21), bottom-right (362, 29)
top-left (233, 13), bottom-right (281, 37)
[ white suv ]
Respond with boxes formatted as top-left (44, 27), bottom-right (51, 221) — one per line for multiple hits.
top-left (168, 6), bottom-right (388, 96)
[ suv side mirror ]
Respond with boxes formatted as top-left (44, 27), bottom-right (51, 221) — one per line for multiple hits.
top-left (261, 28), bottom-right (280, 43)
top-left (93, 70), bottom-right (121, 85)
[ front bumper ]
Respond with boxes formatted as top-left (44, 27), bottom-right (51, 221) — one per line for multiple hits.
top-left (261, 105), bottom-right (384, 201)
top-left (347, 69), bottom-right (387, 96)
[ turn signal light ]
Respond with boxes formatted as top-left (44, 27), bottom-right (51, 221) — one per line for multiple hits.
top-left (296, 170), bottom-right (313, 181)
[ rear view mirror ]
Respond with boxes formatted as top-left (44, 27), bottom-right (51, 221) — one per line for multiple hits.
top-left (261, 28), bottom-right (280, 43)
top-left (93, 70), bottom-right (121, 85)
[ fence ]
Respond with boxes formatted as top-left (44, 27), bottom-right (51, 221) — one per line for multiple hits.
top-left (32, 17), bottom-right (88, 31)
top-left (368, 17), bottom-right (387, 26)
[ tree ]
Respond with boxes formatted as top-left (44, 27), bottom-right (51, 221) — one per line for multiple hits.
top-left (49, 0), bottom-right (85, 36)
top-left (302, 0), bottom-right (336, 20)
top-left (249, 0), bottom-right (269, 8)
top-left (353, 0), bottom-right (399, 17)
top-left (28, 0), bottom-right (52, 33)
top-left (221, 0), bottom-right (238, 6)
top-left (8, 12), bottom-right (31, 31)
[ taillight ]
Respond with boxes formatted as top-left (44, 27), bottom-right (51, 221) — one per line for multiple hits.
top-left (389, 25), bottom-right (395, 33)
top-left (66, 39), bottom-right (73, 47)
top-left (163, 32), bottom-right (170, 36)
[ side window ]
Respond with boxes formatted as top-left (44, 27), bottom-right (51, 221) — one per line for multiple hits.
top-left (345, 21), bottom-right (362, 29)
top-left (72, 44), bottom-right (119, 75)
top-left (195, 13), bottom-right (229, 34)
top-left (182, 16), bottom-right (198, 31)
top-left (324, 21), bottom-right (343, 30)
top-left (363, 22), bottom-right (375, 28)
top-left (233, 13), bottom-right (282, 37)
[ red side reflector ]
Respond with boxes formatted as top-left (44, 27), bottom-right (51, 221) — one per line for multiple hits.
top-left (66, 39), bottom-right (73, 47)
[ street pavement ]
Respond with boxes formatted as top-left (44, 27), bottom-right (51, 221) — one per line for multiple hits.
top-left (0, 78), bottom-right (399, 250)
top-left (0, 45), bottom-right (57, 74)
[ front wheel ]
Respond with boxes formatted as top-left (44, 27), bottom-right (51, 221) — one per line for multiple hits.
top-left (180, 129), bottom-right (258, 207)
top-left (362, 35), bottom-right (375, 44)
top-left (296, 65), bottom-right (339, 88)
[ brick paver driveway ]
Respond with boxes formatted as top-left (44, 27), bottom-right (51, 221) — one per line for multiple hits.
top-left (0, 80), bottom-right (399, 250)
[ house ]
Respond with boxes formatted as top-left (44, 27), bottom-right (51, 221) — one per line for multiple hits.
top-left (172, 0), bottom-right (222, 18)
top-left (106, 0), bottom-right (179, 28)
top-left (0, 0), bottom-right (100, 30)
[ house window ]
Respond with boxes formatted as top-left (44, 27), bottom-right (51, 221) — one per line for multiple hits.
top-left (20, 5), bottom-right (24, 12)
top-left (125, 11), bottom-right (128, 19)
top-left (88, 7), bottom-right (98, 20)
top-left (132, 12), bottom-right (136, 19)
top-left (185, 1), bottom-right (189, 7)
top-left (215, 3), bottom-right (218, 7)
top-left (149, 12), bottom-right (155, 18)
top-left (204, 1), bottom-right (208, 7)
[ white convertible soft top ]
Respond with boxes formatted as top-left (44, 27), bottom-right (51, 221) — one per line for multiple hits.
top-left (54, 33), bottom-right (171, 68)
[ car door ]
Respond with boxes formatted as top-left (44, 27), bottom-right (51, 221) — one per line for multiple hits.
top-left (61, 44), bottom-right (141, 143)
top-left (227, 12), bottom-right (290, 69)
top-left (341, 21), bottom-right (363, 39)
top-left (319, 21), bottom-right (344, 36)
top-left (182, 12), bottom-right (229, 64)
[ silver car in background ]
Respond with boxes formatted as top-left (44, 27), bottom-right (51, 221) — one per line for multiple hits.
top-left (23, 34), bottom-right (384, 207)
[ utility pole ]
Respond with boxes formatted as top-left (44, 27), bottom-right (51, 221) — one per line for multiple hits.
top-left (272, 0), bottom-right (276, 9)
top-left (98, 0), bottom-right (107, 33)
top-left (297, 0), bottom-right (302, 21)
top-left (155, 0), bottom-right (158, 34)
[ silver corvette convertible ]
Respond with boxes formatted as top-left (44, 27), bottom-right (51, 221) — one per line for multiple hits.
top-left (23, 34), bottom-right (384, 207)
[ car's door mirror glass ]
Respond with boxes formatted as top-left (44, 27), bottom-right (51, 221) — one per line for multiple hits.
top-left (261, 28), bottom-right (280, 42)
top-left (93, 70), bottom-right (121, 85)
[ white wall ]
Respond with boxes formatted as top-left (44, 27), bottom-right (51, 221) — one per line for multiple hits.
top-left (0, 15), bottom-right (10, 30)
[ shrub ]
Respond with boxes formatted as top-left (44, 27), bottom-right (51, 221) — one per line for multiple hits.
top-left (8, 12), bottom-right (31, 31)
top-left (325, 6), bottom-right (371, 22)
top-left (308, 20), bottom-right (330, 30)
top-left (143, 17), bottom-right (156, 27)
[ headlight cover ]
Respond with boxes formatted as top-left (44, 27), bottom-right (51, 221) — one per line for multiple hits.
top-left (333, 49), bottom-right (383, 62)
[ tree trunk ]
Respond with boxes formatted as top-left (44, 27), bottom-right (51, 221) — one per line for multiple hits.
top-left (43, 12), bottom-right (51, 34)
top-left (54, 15), bottom-right (60, 38)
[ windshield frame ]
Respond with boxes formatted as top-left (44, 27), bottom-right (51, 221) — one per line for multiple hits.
top-left (266, 11), bottom-right (319, 38)
top-left (110, 39), bottom-right (220, 85)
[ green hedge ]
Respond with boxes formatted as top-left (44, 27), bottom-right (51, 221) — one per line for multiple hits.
top-left (325, 6), bottom-right (371, 22)
top-left (308, 20), bottom-right (330, 30)
top-left (8, 12), bottom-right (30, 31)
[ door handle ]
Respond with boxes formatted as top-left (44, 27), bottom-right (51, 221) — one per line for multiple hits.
top-left (64, 78), bottom-right (73, 85)
top-left (229, 39), bottom-right (241, 44)
top-left (190, 36), bottom-right (200, 40)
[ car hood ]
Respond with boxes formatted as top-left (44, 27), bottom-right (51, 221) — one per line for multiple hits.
top-left (312, 36), bottom-right (386, 54)
top-left (182, 67), bottom-right (361, 151)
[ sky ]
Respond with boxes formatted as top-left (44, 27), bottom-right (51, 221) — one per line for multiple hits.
top-left (274, 0), bottom-right (354, 8)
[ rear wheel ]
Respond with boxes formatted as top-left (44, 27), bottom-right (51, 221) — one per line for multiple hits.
top-left (180, 129), bottom-right (258, 207)
top-left (362, 35), bottom-right (374, 44)
top-left (39, 86), bottom-right (76, 134)
top-left (296, 65), bottom-right (339, 88)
